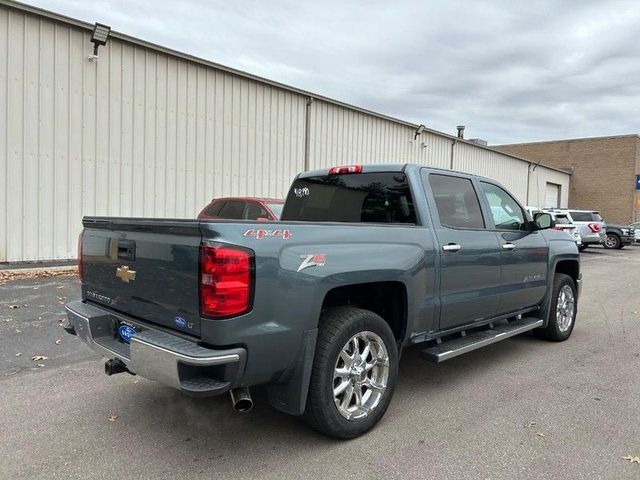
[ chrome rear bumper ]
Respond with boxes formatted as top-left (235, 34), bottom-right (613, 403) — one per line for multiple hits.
top-left (66, 301), bottom-right (246, 396)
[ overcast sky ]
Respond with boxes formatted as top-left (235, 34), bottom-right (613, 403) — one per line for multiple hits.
top-left (30, 0), bottom-right (640, 144)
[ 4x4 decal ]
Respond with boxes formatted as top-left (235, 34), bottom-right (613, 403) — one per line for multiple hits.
top-left (243, 228), bottom-right (293, 240)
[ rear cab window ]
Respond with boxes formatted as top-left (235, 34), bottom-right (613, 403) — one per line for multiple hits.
top-left (281, 172), bottom-right (417, 224)
top-left (569, 211), bottom-right (603, 222)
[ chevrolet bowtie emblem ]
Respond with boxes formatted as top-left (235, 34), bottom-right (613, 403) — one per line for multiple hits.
top-left (116, 266), bottom-right (136, 283)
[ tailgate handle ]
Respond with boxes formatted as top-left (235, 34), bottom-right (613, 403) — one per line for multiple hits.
top-left (117, 239), bottom-right (136, 261)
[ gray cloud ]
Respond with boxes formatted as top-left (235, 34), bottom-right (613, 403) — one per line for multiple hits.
top-left (31, 0), bottom-right (640, 143)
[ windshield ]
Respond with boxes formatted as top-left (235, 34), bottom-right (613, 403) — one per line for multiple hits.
top-left (266, 203), bottom-right (284, 219)
top-left (281, 172), bottom-right (417, 224)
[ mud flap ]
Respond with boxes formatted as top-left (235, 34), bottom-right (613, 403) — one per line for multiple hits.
top-left (266, 328), bottom-right (318, 416)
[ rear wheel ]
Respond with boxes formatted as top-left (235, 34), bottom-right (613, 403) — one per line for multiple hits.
top-left (604, 233), bottom-right (621, 249)
top-left (303, 307), bottom-right (398, 439)
top-left (578, 244), bottom-right (588, 252)
top-left (535, 273), bottom-right (576, 341)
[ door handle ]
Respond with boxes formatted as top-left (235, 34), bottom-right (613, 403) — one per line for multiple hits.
top-left (442, 243), bottom-right (462, 252)
top-left (502, 243), bottom-right (516, 250)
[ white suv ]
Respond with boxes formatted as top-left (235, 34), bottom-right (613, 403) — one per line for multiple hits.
top-left (552, 209), bottom-right (606, 251)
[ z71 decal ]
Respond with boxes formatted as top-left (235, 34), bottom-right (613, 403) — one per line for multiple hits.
top-left (297, 253), bottom-right (326, 272)
top-left (244, 228), bottom-right (293, 240)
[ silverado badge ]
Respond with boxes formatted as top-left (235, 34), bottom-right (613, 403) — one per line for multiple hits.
top-left (116, 266), bottom-right (136, 283)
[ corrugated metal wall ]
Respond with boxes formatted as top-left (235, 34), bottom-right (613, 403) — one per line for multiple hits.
top-left (0, 3), bottom-right (570, 262)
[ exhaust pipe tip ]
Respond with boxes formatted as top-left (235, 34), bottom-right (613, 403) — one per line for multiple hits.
top-left (104, 358), bottom-right (128, 376)
top-left (230, 387), bottom-right (253, 413)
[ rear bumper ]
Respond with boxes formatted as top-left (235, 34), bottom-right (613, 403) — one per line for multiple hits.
top-left (65, 301), bottom-right (246, 397)
top-left (581, 232), bottom-right (605, 245)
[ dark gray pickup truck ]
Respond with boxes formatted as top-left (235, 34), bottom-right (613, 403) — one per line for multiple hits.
top-left (65, 164), bottom-right (582, 438)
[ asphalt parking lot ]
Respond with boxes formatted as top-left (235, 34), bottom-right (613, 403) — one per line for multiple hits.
top-left (1, 246), bottom-right (639, 479)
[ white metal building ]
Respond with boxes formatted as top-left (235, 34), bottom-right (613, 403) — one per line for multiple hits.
top-left (0, 0), bottom-right (570, 262)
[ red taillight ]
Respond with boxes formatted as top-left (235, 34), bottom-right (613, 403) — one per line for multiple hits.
top-left (77, 232), bottom-right (84, 281)
top-left (328, 165), bottom-right (363, 175)
top-left (200, 244), bottom-right (253, 318)
top-left (552, 226), bottom-right (563, 231)
top-left (587, 223), bottom-right (600, 233)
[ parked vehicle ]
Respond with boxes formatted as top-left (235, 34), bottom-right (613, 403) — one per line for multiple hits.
top-left (198, 197), bottom-right (284, 221)
top-left (603, 223), bottom-right (636, 249)
top-left (65, 164), bottom-right (581, 439)
top-left (551, 209), bottom-right (605, 251)
top-left (632, 222), bottom-right (640, 243)
top-left (526, 207), bottom-right (581, 246)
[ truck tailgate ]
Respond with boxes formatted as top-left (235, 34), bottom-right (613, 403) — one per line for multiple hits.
top-left (81, 218), bottom-right (203, 336)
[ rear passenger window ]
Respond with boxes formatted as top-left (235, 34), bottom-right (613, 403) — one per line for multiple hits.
top-left (218, 201), bottom-right (245, 219)
top-left (428, 174), bottom-right (485, 229)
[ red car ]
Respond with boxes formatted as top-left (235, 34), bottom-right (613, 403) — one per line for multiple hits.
top-left (197, 197), bottom-right (284, 221)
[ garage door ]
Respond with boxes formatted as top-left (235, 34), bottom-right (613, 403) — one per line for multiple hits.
top-left (545, 182), bottom-right (561, 208)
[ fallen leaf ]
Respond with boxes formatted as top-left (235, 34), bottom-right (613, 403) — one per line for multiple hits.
top-left (2, 318), bottom-right (13, 322)
top-left (134, 379), bottom-right (140, 384)
top-left (8, 305), bottom-right (19, 309)
top-left (36, 363), bottom-right (45, 368)
top-left (536, 432), bottom-right (545, 438)
top-left (22, 304), bottom-right (28, 307)
top-left (632, 311), bottom-right (638, 315)
top-left (57, 286), bottom-right (64, 289)
top-left (15, 352), bottom-right (22, 357)
top-left (108, 415), bottom-right (119, 422)
top-left (623, 455), bottom-right (640, 464)
top-left (31, 355), bottom-right (48, 362)
top-left (15, 329), bottom-right (21, 334)
top-left (525, 421), bottom-right (538, 428)
top-left (55, 339), bottom-right (62, 345)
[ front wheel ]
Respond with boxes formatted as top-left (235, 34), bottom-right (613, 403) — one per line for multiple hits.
top-left (604, 234), bottom-right (621, 249)
top-left (303, 307), bottom-right (398, 439)
top-left (535, 273), bottom-right (577, 341)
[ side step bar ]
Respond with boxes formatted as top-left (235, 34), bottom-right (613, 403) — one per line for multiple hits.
top-left (421, 317), bottom-right (544, 363)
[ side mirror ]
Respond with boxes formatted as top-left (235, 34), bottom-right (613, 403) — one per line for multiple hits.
top-left (534, 212), bottom-right (555, 229)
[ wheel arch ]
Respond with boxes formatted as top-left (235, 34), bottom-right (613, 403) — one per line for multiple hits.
top-left (320, 281), bottom-right (409, 345)
top-left (555, 259), bottom-right (579, 286)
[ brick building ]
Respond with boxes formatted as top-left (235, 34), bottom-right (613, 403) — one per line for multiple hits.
top-left (495, 134), bottom-right (640, 224)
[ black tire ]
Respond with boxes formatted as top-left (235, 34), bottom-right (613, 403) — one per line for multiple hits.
top-left (604, 233), bottom-right (621, 249)
top-left (535, 273), bottom-right (577, 341)
top-left (578, 244), bottom-right (588, 252)
top-left (303, 307), bottom-right (398, 439)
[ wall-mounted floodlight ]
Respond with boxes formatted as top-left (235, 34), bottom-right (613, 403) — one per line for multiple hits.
top-left (413, 124), bottom-right (426, 140)
top-left (88, 22), bottom-right (111, 60)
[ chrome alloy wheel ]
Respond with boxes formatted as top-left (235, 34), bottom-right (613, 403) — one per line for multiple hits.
top-left (333, 331), bottom-right (389, 420)
top-left (556, 284), bottom-right (575, 333)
